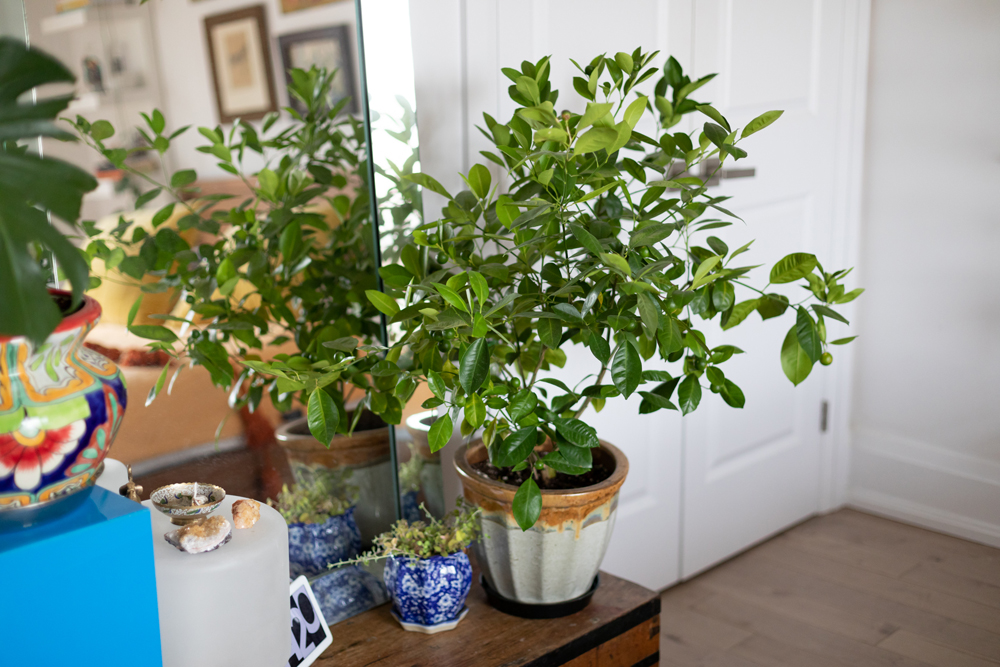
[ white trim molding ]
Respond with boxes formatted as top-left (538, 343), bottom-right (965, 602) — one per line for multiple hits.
top-left (849, 428), bottom-right (1000, 548)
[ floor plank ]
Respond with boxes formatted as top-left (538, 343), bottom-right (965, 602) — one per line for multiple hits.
top-left (658, 508), bottom-right (1000, 666)
top-left (878, 629), bottom-right (1000, 667)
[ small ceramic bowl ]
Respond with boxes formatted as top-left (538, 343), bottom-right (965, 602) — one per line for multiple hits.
top-left (150, 482), bottom-right (225, 525)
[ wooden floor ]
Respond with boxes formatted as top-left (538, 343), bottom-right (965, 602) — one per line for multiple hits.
top-left (660, 509), bottom-right (1000, 666)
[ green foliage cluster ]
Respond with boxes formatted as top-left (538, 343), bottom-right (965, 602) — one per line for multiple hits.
top-left (0, 39), bottom-right (97, 343)
top-left (361, 49), bottom-right (862, 530)
top-left (72, 67), bottom-right (388, 442)
top-left (340, 500), bottom-right (480, 564)
top-left (268, 473), bottom-right (357, 525)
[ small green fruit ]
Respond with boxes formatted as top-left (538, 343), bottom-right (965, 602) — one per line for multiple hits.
top-left (820, 352), bottom-right (833, 366)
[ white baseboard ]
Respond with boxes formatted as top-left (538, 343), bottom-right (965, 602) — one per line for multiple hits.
top-left (849, 429), bottom-right (1000, 548)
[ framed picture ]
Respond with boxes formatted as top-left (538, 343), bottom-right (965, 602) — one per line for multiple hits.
top-left (278, 26), bottom-right (358, 116)
top-left (280, 0), bottom-right (346, 13)
top-left (204, 5), bottom-right (279, 124)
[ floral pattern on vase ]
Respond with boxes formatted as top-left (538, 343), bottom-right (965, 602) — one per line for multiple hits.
top-left (0, 292), bottom-right (126, 511)
top-left (287, 507), bottom-right (362, 578)
top-left (311, 565), bottom-right (389, 625)
top-left (383, 552), bottom-right (472, 626)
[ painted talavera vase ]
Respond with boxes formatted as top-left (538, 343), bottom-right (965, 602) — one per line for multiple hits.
top-left (0, 291), bottom-right (127, 528)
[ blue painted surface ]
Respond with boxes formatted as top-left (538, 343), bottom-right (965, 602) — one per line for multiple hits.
top-left (383, 552), bottom-right (472, 626)
top-left (287, 507), bottom-right (362, 578)
top-left (0, 486), bottom-right (162, 666)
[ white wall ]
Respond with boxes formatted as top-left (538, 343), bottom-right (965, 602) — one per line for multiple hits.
top-left (850, 0), bottom-right (1000, 546)
top-left (148, 0), bottom-right (357, 178)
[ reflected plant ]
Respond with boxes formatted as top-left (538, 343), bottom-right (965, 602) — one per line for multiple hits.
top-left (372, 96), bottom-right (424, 264)
top-left (71, 66), bottom-right (391, 443)
top-left (268, 472), bottom-right (358, 525)
top-left (362, 50), bottom-right (862, 529)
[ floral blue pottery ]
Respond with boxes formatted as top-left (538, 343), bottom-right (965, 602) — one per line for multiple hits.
top-left (311, 565), bottom-right (389, 625)
top-left (401, 489), bottom-right (421, 523)
top-left (383, 552), bottom-right (472, 627)
top-left (287, 507), bottom-right (362, 578)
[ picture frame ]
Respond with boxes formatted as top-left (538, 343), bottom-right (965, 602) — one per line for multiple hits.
top-left (203, 5), bottom-right (279, 124)
top-left (278, 26), bottom-right (358, 116)
top-left (280, 0), bottom-right (347, 13)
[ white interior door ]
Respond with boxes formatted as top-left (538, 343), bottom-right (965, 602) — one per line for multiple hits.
top-left (679, 0), bottom-right (864, 577)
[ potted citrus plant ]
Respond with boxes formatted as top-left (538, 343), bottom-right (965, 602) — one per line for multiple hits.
top-left (71, 67), bottom-right (405, 540)
top-left (0, 38), bottom-right (130, 528)
top-left (362, 49), bottom-right (862, 612)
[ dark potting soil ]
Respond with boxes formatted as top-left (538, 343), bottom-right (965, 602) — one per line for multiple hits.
top-left (53, 292), bottom-right (79, 315)
top-left (471, 459), bottom-right (613, 490)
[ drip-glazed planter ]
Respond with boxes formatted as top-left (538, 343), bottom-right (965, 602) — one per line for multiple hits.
top-left (287, 507), bottom-right (362, 578)
top-left (383, 552), bottom-right (472, 628)
top-left (455, 441), bottom-right (628, 607)
top-left (0, 291), bottom-right (127, 530)
top-left (276, 413), bottom-right (394, 544)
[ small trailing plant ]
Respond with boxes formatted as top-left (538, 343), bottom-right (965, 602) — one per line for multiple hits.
top-left (268, 474), bottom-right (357, 525)
top-left (0, 39), bottom-right (97, 342)
top-left (398, 442), bottom-right (424, 494)
top-left (361, 49), bottom-right (862, 530)
top-left (71, 67), bottom-right (391, 443)
top-left (337, 500), bottom-right (480, 564)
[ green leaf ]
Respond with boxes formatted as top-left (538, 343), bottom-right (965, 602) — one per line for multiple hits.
top-left (495, 195), bottom-right (517, 228)
top-left (812, 304), bottom-right (849, 325)
top-left (151, 203), bottom-right (175, 228)
top-left (508, 389), bottom-right (538, 423)
top-left (703, 122), bottom-right (729, 149)
top-left (404, 172), bottom-right (453, 200)
top-left (512, 477), bottom-right (542, 531)
top-left (170, 169), bottom-right (197, 188)
top-left (722, 298), bottom-right (760, 330)
top-left (146, 364), bottom-right (169, 407)
top-left (614, 51), bottom-right (634, 74)
top-left (757, 293), bottom-right (790, 320)
top-left (576, 180), bottom-right (619, 204)
top-left (770, 253), bottom-right (818, 284)
top-left (135, 188), bottom-right (161, 208)
top-left (600, 252), bottom-right (632, 277)
top-left (494, 426), bottom-right (538, 468)
top-left (365, 289), bottom-right (400, 317)
top-left (720, 379), bottom-right (745, 408)
top-left (127, 296), bottom-right (142, 327)
top-left (553, 417), bottom-right (599, 449)
top-left (696, 104), bottom-right (730, 132)
top-left (835, 288), bottom-right (864, 304)
top-left (830, 336), bottom-right (857, 346)
top-left (465, 392), bottom-right (486, 429)
top-left (574, 126), bottom-right (618, 155)
top-left (433, 283), bottom-right (470, 313)
top-left (637, 292), bottom-right (660, 334)
top-left (428, 413), bottom-right (453, 453)
top-left (578, 102), bottom-right (613, 130)
top-left (630, 223), bottom-right (674, 247)
top-left (569, 223), bottom-right (604, 255)
top-left (257, 168), bottom-right (278, 197)
top-left (90, 119), bottom-right (114, 141)
top-left (588, 332), bottom-right (611, 366)
top-left (426, 370), bottom-right (447, 400)
top-left (691, 255), bottom-right (720, 288)
top-left (741, 110), bottom-right (784, 139)
top-left (537, 317), bottom-right (562, 349)
top-left (795, 307), bottom-right (822, 363)
top-left (611, 342), bottom-right (642, 399)
top-left (678, 375), bottom-right (702, 415)
top-left (321, 337), bottom-right (359, 353)
top-left (466, 163), bottom-right (492, 199)
top-left (128, 324), bottom-right (178, 342)
top-left (781, 327), bottom-right (813, 386)
top-left (307, 390), bottom-right (340, 446)
top-left (553, 442), bottom-right (592, 470)
top-left (459, 338), bottom-right (490, 394)
top-left (379, 264), bottom-right (413, 288)
top-left (622, 96), bottom-right (648, 129)
top-left (468, 271), bottom-right (488, 306)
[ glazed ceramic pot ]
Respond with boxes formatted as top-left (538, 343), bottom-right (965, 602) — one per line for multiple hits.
top-left (455, 441), bottom-right (628, 605)
top-left (383, 552), bottom-right (473, 626)
top-left (287, 507), bottom-right (362, 578)
top-left (0, 291), bottom-right (127, 529)
top-left (276, 413), bottom-right (394, 544)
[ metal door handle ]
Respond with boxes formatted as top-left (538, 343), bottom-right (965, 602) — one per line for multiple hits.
top-left (700, 158), bottom-right (755, 186)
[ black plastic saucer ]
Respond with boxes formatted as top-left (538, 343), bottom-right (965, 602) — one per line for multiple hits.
top-left (480, 574), bottom-right (600, 619)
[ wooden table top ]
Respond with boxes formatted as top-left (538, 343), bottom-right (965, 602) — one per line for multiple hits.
top-left (315, 571), bottom-right (660, 667)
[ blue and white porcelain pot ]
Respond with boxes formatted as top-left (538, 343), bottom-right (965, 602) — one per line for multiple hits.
top-left (383, 552), bottom-right (472, 626)
top-left (287, 507), bottom-right (362, 578)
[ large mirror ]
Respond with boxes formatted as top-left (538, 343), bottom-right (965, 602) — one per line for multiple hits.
top-left (17, 0), bottom-right (403, 625)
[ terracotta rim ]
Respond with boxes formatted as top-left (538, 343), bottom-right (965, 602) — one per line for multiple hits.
top-left (274, 416), bottom-right (390, 452)
top-left (0, 289), bottom-right (101, 343)
top-left (454, 439), bottom-right (629, 507)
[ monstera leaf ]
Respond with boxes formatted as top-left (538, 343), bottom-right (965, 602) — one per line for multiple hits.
top-left (0, 38), bottom-right (96, 343)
